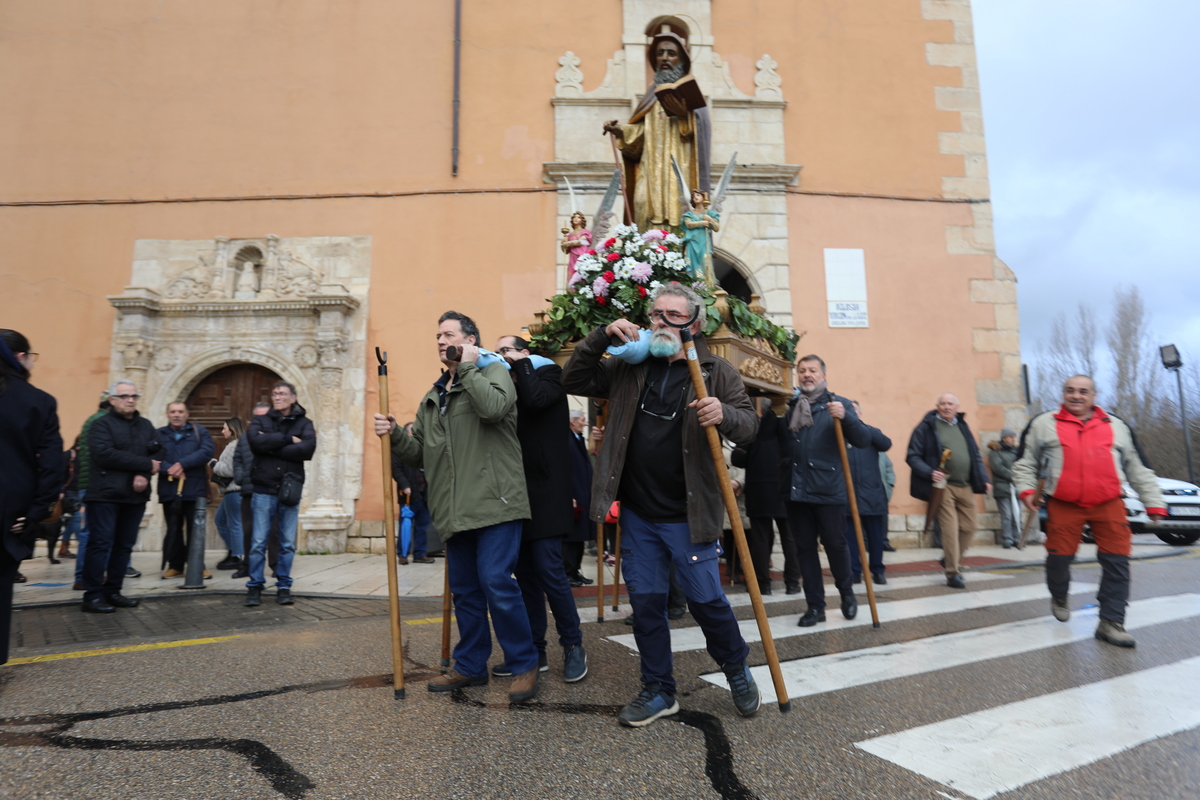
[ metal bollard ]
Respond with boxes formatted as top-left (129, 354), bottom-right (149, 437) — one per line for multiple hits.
top-left (181, 497), bottom-right (209, 589)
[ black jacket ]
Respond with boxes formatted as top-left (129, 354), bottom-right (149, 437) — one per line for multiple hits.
top-left (778, 391), bottom-right (871, 505)
top-left (846, 424), bottom-right (893, 516)
top-left (566, 429), bottom-right (593, 542)
top-left (732, 410), bottom-right (787, 518)
top-left (906, 410), bottom-right (988, 500)
top-left (233, 432), bottom-right (255, 496)
top-left (0, 377), bottom-right (63, 561)
top-left (155, 422), bottom-right (215, 502)
top-left (87, 409), bottom-right (161, 504)
top-left (248, 403), bottom-right (317, 495)
top-left (511, 359), bottom-right (572, 540)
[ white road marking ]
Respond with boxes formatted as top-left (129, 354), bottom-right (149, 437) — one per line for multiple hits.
top-left (855, 652), bottom-right (1200, 799)
top-left (605, 582), bottom-right (1097, 652)
top-left (699, 594), bottom-right (1200, 702)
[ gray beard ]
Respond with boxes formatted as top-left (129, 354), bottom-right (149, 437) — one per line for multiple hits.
top-left (653, 64), bottom-right (686, 86)
top-left (649, 331), bottom-right (682, 358)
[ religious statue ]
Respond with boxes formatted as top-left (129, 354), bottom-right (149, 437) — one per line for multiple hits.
top-left (235, 261), bottom-right (259, 295)
top-left (560, 211), bottom-right (592, 284)
top-left (681, 190), bottom-right (719, 281)
top-left (603, 24), bottom-right (711, 230)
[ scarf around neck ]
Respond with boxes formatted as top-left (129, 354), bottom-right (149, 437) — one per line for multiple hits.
top-left (788, 381), bottom-right (829, 431)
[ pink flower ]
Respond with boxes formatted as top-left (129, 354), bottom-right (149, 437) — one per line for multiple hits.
top-left (641, 229), bottom-right (665, 242)
top-left (605, 252), bottom-right (621, 263)
top-left (592, 277), bottom-right (610, 297)
top-left (629, 261), bottom-right (653, 283)
top-left (586, 249), bottom-right (597, 256)
top-left (602, 270), bottom-right (615, 283)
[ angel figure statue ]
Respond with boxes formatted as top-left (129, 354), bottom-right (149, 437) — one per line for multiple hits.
top-left (681, 190), bottom-right (719, 280)
top-left (561, 211), bottom-right (592, 283)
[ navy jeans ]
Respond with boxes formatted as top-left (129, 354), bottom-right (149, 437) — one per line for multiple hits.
top-left (844, 513), bottom-right (886, 578)
top-left (82, 501), bottom-right (146, 604)
top-left (513, 534), bottom-right (582, 655)
top-left (621, 508), bottom-right (749, 695)
top-left (445, 520), bottom-right (538, 678)
top-left (788, 501), bottom-right (854, 611)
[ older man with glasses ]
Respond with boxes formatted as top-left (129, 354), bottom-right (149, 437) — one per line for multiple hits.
top-left (81, 380), bottom-right (161, 613)
top-left (563, 283), bottom-right (760, 728)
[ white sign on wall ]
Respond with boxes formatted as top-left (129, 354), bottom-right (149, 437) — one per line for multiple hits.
top-left (824, 248), bottom-right (868, 328)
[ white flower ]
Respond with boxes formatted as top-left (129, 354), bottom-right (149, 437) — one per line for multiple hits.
top-left (662, 233), bottom-right (680, 245)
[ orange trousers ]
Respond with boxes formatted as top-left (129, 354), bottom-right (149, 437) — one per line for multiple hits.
top-left (1044, 496), bottom-right (1131, 557)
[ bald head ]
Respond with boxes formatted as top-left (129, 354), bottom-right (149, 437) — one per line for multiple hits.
top-left (936, 393), bottom-right (959, 422)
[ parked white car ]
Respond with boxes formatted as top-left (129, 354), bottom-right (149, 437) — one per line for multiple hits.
top-left (1124, 477), bottom-right (1200, 546)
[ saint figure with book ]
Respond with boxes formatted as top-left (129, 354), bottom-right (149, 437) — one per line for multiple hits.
top-left (603, 24), bottom-right (711, 230)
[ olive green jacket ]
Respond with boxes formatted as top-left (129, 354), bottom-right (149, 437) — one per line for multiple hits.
top-left (389, 361), bottom-right (530, 539)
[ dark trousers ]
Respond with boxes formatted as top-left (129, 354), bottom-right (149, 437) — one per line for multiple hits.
top-left (1, 548), bottom-right (18, 665)
top-left (162, 500), bottom-right (196, 571)
top-left (787, 501), bottom-right (854, 611)
top-left (844, 513), bottom-right (886, 578)
top-left (562, 540), bottom-right (585, 576)
top-left (514, 535), bottom-right (582, 654)
top-left (748, 515), bottom-right (800, 591)
top-left (241, 495), bottom-right (278, 568)
top-left (83, 501), bottom-right (146, 604)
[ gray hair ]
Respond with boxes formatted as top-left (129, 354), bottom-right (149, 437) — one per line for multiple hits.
top-left (649, 283), bottom-right (706, 329)
top-left (569, 409), bottom-right (585, 420)
top-left (109, 379), bottom-right (138, 397)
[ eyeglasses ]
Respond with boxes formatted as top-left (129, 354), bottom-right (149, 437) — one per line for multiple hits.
top-left (497, 347), bottom-right (523, 355)
top-left (649, 309), bottom-right (692, 324)
top-left (112, 394), bottom-right (140, 400)
top-left (639, 383), bottom-right (688, 421)
top-left (271, 391), bottom-right (295, 398)
top-left (22, 352), bottom-right (38, 363)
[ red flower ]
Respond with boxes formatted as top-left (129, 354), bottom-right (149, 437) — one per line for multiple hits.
top-left (586, 249), bottom-right (597, 256)
top-left (602, 270), bottom-right (615, 283)
top-left (605, 252), bottom-right (621, 262)
top-left (656, 245), bottom-right (667, 253)
top-left (603, 237), bottom-right (617, 249)
top-left (659, 229), bottom-right (669, 238)
top-left (596, 295), bottom-right (607, 305)
top-left (637, 286), bottom-right (647, 297)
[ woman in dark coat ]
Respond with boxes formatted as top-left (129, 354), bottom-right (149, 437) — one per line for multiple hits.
top-left (0, 329), bottom-right (63, 665)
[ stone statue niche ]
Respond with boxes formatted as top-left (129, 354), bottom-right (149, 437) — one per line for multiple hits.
top-left (233, 247), bottom-right (263, 299)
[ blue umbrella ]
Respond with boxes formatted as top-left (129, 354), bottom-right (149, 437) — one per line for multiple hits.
top-left (399, 499), bottom-right (414, 559)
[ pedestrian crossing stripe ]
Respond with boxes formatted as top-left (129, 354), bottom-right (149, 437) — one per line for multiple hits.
top-left (698, 593), bottom-right (1200, 702)
top-left (855, 650), bottom-right (1200, 799)
top-left (605, 581), bottom-right (1097, 653)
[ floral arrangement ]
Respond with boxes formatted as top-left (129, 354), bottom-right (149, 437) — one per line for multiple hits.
top-left (529, 223), bottom-right (800, 363)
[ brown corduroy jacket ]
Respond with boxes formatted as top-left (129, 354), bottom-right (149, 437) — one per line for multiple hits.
top-left (561, 325), bottom-right (756, 544)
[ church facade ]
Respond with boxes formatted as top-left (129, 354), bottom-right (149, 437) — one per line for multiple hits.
top-left (0, 0), bottom-right (1022, 551)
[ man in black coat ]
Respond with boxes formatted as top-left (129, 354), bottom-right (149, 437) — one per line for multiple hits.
top-left (906, 392), bottom-right (990, 588)
top-left (83, 379), bottom-right (161, 613)
top-left (779, 355), bottom-right (871, 627)
top-left (0, 330), bottom-right (63, 662)
top-left (156, 401), bottom-right (214, 578)
top-left (842, 400), bottom-right (893, 585)
top-left (245, 381), bottom-right (316, 607)
top-left (563, 410), bottom-right (594, 586)
top-left (494, 336), bottom-right (586, 683)
top-left (732, 398), bottom-right (799, 596)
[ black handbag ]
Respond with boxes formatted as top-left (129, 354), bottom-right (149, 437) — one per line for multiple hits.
top-left (278, 472), bottom-right (304, 507)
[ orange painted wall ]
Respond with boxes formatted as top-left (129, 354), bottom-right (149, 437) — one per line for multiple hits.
top-left (1, 0), bottom-right (996, 522)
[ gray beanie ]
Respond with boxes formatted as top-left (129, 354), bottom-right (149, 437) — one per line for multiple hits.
top-left (1000, 427), bottom-right (1017, 439)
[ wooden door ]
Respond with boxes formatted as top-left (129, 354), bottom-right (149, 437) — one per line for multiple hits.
top-left (186, 363), bottom-right (282, 457)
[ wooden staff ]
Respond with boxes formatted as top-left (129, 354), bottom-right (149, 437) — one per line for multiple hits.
top-left (596, 521), bottom-right (606, 622)
top-left (922, 448), bottom-right (953, 547)
top-left (611, 522), bottom-right (622, 611)
top-left (833, 418), bottom-right (880, 628)
top-left (675, 323), bottom-right (791, 713)
top-left (440, 551), bottom-right (452, 668)
top-left (607, 132), bottom-right (634, 225)
top-left (375, 348), bottom-right (406, 699)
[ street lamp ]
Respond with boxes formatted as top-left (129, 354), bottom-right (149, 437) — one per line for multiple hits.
top-left (1160, 344), bottom-right (1196, 484)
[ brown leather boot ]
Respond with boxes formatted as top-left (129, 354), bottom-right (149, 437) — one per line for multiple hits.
top-left (427, 669), bottom-right (488, 693)
top-left (508, 668), bottom-right (540, 703)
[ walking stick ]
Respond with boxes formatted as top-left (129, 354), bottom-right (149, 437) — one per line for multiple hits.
top-left (596, 521), bottom-right (606, 622)
top-left (375, 348), bottom-right (406, 699)
top-left (440, 552), bottom-right (452, 668)
top-left (667, 310), bottom-right (791, 713)
top-left (833, 418), bottom-right (880, 628)
top-left (607, 132), bottom-right (634, 225)
top-left (611, 522), bottom-right (622, 611)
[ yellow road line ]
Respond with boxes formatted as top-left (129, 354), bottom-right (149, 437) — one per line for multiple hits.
top-left (405, 615), bottom-right (454, 625)
top-left (5, 636), bottom-right (241, 666)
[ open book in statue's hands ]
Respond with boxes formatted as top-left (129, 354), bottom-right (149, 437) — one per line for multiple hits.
top-left (655, 74), bottom-right (706, 117)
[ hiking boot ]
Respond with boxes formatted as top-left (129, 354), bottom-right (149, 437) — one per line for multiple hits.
top-left (508, 668), bottom-right (540, 703)
top-left (618, 683), bottom-right (680, 728)
top-left (244, 587), bottom-right (262, 607)
top-left (563, 645), bottom-right (588, 683)
top-left (722, 660), bottom-right (761, 718)
top-left (1051, 595), bottom-right (1070, 622)
top-left (492, 652), bottom-right (548, 677)
top-left (428, 669), bottom-right (488, 692)
top-left (276, 588), bottom-right (294, 605)
top-left (1095, 619), bottom-right (1136, 648)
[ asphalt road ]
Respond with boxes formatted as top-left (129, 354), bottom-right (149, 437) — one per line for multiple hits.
top-left (2, 551), bottom-right (1198, 800)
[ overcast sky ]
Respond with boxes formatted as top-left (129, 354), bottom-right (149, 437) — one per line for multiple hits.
top-left (972, 1), bottom-right (1200, 378)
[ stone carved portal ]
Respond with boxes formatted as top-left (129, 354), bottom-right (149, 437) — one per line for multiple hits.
top-left (108, 235), bottom-right (371, 554)
top-left (546, 0), bottom-right (800, 328)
